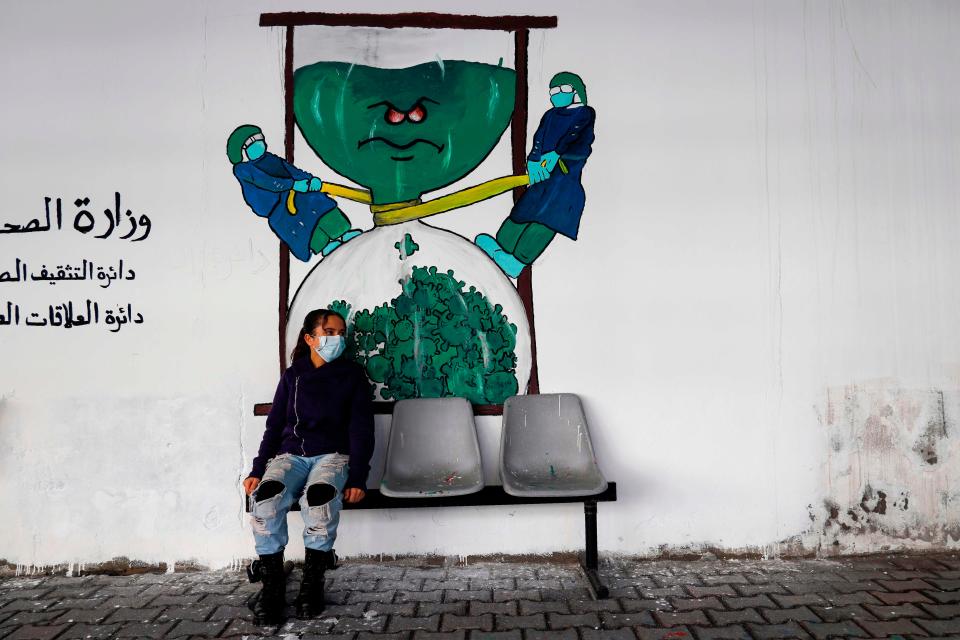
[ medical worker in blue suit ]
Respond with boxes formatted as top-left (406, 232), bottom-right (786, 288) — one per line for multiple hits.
top-left (227, 124), bottom-right (361, 261)
top-left (476, 72), bottom-right (596, 277)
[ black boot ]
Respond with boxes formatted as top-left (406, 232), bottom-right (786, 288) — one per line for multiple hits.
top-left (247, 551), bottom-right (287, 625)
top-left (295, 548), bottom-right (336, 617)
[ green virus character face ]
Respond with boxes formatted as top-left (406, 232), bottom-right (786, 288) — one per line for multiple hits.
top-left (293, 60), bottom-right (516, 205)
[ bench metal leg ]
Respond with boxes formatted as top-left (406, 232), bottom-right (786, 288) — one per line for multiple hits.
top-left (582, 501), bottom-right (609, 598)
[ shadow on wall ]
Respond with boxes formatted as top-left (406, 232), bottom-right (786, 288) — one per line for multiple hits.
top-left (803, 382), bottom-right (960, 553)
top-left (577, 396), bottom-right (648, 502)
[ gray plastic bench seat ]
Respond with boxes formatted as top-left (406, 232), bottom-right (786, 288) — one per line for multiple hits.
top-left (379, 397), bottom-right (484, 498)
top-left (500, 393), bottom-right (608, 497)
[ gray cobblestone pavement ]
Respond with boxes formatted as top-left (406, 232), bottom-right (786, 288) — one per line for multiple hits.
top-left (1, 553), bottom-right (959, 639)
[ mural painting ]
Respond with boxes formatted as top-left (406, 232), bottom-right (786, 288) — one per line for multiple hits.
top-left (229, 13), bottom-right (594, 405)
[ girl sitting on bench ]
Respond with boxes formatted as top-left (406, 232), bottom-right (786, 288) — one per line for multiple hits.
top-left (242, 308), bottom-right (375, 625)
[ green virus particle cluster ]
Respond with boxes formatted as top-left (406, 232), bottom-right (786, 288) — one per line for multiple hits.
top-left (330, 266), bottom-right (519, 404)
top-left (394, 233), bottom-right (420, 259)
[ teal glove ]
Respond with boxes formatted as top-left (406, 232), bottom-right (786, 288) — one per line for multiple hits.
top-left (308, 177), bottom-right (323, 192)
top-left (527, 160), bottom-right (550, 184)
top-left (540, 151), bottom-right (560, 173)
top-left (293, 179), bottom-right (309, 193)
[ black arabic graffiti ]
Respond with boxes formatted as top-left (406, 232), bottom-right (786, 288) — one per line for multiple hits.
top-left (0, 193), bottom-right (152, 241)
top-left (0, 300), bottom-right (143, 333)
top-left (0, 258), bottom-right (136, 288)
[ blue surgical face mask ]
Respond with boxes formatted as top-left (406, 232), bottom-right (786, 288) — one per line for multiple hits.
top-left (245, 140), bottom-right (266, 161)
top-left (549, 84), bottom-right (576, 108)
top-left (314, 335), bottom-right (345, 362)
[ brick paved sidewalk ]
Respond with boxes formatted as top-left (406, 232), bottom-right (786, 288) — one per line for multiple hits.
top-left (1, 553), bottom-right (959, 639)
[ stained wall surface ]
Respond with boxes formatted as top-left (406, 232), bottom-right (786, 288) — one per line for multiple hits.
top-left (1, 0), bottom-right (959, 570)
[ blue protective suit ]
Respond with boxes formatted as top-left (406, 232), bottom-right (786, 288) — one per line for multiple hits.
top-left (233, 152), bottom-right (337, 261)
top-left (509, 105), bottom-right (596, 240)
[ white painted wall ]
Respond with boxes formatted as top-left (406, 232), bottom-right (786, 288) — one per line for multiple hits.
top-left (2, 0), bottom-right (959, 570)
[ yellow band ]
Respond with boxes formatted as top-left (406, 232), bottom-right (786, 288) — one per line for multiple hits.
top-left (370, 199), bottom-right (421, 213)
top-left (373, 175), bottom-right (530, 226)
top-left (287, 183), bottom-right (372, 215)
top-left (287, 174), bottom-right (531, 225)
top-left (320, 182), bottom-right (372, 204)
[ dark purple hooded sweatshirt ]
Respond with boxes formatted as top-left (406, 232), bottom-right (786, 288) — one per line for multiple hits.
top-left (249, 355), bottom-right (375, 489)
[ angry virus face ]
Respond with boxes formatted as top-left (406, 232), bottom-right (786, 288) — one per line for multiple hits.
top-left (293, 60), bottom-right (516, 204)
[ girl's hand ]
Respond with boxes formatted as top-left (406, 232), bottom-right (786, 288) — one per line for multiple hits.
top-left (243, 477), bottom-right (260, 496)
top-left (344, 488), bottom-right (366, 503)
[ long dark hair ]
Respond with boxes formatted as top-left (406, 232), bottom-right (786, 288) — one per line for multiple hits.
top-left (290, 308), bottom-right (347, 363)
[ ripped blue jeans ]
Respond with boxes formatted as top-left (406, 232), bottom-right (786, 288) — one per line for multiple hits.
top-left (249, 452), bottom-right (350, 555)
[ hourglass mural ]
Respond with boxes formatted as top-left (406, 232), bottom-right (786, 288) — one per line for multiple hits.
top-left (235, 12), bottom-right (596, 409)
